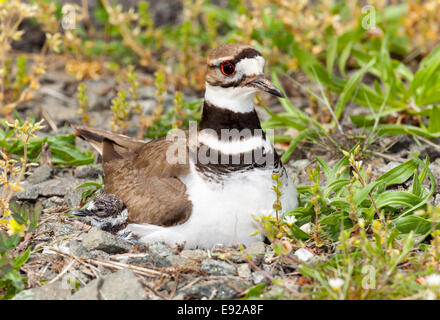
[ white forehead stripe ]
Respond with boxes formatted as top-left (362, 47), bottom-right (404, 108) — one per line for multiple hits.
top-left (236, 56), bottom-right (265, 76)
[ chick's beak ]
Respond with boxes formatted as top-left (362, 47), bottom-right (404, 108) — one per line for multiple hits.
top-left (248, 75), bottom-right (285, 98)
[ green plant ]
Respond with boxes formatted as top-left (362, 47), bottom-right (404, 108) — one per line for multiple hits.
top-left (0, 203), bottom-right (40, 300)
top-left (77, 82), bottom-right (91, 125)
top-left (75, 174), bottom-right (104, 209)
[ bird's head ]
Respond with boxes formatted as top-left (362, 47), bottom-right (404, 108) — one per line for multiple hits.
top-left (204, 43), bottom-right (284, 113)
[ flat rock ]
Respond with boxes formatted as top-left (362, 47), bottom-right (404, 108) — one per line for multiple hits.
top-left (12, 281), bottom-right (71, 300)
top-left (148, 241), bottom-right (173, 258)
top-left (82, 227), bottom-right (131, 254)
top-left (178, 279), bottom-right (244, 299)
top-left (64, 188), bottom-right (83, 209)
top-left (200, 259), bottom-right (237, 276)
top-left (70, 240), bottom-right (110, 260)
top-left (252, 271), bottom-right (271, 285)
top-left (70, 269), bottom-right (146, 300)
top-left (42, 196), bottom-right (64, 209)
top-left (74, 165), bottom-right (101, 179)
top-left (15, 178), bottom-right (79, 200)
top-left (27, 164), bottom-right (53, 184)
top-left (237, 263), bottom-right (252, 278)
top-left (180, 249), bottom-right (207, 260)
top-left (166, 255), bottom-right (192, 267)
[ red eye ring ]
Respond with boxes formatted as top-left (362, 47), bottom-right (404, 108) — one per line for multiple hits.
top-left (220, 61), bottom-right (236, 76)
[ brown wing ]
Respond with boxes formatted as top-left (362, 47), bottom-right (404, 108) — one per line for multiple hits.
top-left (102, 136), bottom-right (192, 227)
top-left (73, 125), bottom-right (192, 227)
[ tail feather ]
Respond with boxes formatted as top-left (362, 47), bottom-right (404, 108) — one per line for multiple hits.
top-left (72, 125), bottom-right (145, 155)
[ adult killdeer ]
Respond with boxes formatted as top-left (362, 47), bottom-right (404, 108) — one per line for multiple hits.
top-left (73, 43), bottom-right (298, 249)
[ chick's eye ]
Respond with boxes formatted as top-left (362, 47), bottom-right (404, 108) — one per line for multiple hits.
top-left (220, 61), bottom-right (235, 76)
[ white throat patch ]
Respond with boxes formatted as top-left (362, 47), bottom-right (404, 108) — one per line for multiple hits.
top-left (204, 82), bottom-right (256, 113)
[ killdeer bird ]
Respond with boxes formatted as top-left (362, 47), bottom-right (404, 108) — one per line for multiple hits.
top-left (73, 43), bottom-right (298, 249)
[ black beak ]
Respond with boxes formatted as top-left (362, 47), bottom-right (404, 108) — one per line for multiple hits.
top-left (249, 75), bottom-right (285, 98)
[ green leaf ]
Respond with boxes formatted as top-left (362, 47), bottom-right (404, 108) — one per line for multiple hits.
top-left (411, 169), bottom-right (422, 197)
top-left (0, 232), bottom-right (20, 252)
top-left (391, 215), bottom-right (431, 234)
top-left (240, 283), bottom-right (265, 300)
top-left (375, 159), bottom-right (417, 187)
top-left (13, 247), bottom-right (31, 269)
top-left (326, 35), bottom-right (338, 75)
top-left (428, 105), bottom-right (440, 133)
top-left (280, 129), bottom-right (318, 163)
top-left (290, 224), bottom-right (310, 240)
top-left (334, 58), bottom-right (376, 120)
top-left (373, 191), bottom-right (422, 210)
top-left (338, 41), bottom-right (352, 76)
top-left (374, 124), bottom-right (440, 139)
top-left (323, 179), bottom-right (351, 199)
top-left (352, 181), bottom-right (379, 206)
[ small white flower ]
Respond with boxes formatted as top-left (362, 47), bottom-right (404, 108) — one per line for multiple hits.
top-left (283, 215), bottom-right (297, 226)
top-left (328, 278), bottom-right (344, 290)
top-left (425, 274), bottom-right (440, 287)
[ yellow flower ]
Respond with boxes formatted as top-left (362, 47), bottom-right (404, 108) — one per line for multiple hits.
top-left (7, 218), bottom-right (26, 237)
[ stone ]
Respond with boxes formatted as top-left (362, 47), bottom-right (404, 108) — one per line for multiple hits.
top-left (148, 241), bottom-right (174, 258)
top-left (200, 259), bottom-right (237, 276)
top-left (290, 159), bottom-right (309, 171)
top-left (41, 96), bottom-right (78, 127)
top-left (252, 271), bottom-right (270, 285)
top-left (70, 239), bottom-right (111, 260)
top-left (70, 269), bottom-right (146, 300)
top-left (293, 248), bottom-right (315, 262)
top-left (15, 178), bottom-right (79, 200)
top-left (127, 254), bottom-right (155, 265)
top-left (245, 241), bottom-right (266, 265)
top-left (12, 281), bottom-right (71, 300)
top-left (166, 255), bottom-right (192, 267)
top-left (74, 165), bottom-right (101, 179)
top-left (378, 161), bottom-right (402, 174)
top-left (64, 188), bottom-right (83, 209)
top-left (27, 164), bottom-right (53, 184)
top-left (178, 280), bottom-right (241, 299)
top-left (180, 249), bottom-right (207, 260)
top-left (82, 227), bottom-right (131, 254)
top-left (237, 263), bottom-right (252, 278)
top-left (42, 196), bottom-right (64, 209)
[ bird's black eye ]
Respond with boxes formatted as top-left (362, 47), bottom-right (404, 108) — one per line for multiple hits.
top-left (220, 61), bottom-right (235, 76)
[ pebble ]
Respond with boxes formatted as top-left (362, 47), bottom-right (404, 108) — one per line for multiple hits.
top-left (200, 259), bottom-right (237, 276)
top-left (27, 164), bottom-right (53, 184)
top-left (82, 227), bottom-right (131, 254)
top-left (293, 248), bottom-right (315, 262)
top-left (237, 263), bottom-right (252, 278)
top-left (12, 281), bottom-right (71, 300)
top-left (74, 165), bottom-right (101, 179)
top-left (70, 269), bottom-right (146, 300)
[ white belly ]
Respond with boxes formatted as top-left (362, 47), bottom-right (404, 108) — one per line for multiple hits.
top-left (126, 165), bottom-right (298, 249)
